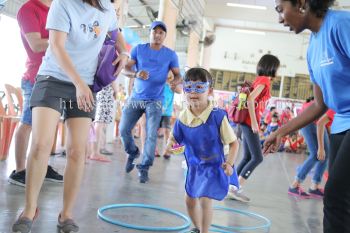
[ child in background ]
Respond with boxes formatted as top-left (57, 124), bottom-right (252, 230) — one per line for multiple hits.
top-left (167, 68), bottom-right (239, 233)
top-left (284, 133), bottom-right (303, 154)
top-left (266, 113), bottom-right (279, 135)
top-left (259, 122), bottom-right (268, 147)
top-left (156, 74), bottom-right (182, 159)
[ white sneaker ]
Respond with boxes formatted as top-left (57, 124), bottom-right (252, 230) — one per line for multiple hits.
top-left (227, 187), bottom-right (250, 203)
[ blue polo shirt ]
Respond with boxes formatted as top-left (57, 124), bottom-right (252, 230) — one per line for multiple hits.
top-left (130, 43), bottom-right (179, 101)
top-left (307, 10), bottom-right (350, 134)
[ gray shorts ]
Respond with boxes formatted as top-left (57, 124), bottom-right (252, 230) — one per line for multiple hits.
top-left (30, 75), bottom-right (96, 120)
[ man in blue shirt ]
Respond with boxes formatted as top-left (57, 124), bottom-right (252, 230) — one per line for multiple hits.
top-left (120, 21), bottom-right (181, 183)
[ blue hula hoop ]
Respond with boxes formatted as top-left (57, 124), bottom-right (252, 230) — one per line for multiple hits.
top-left (179, 228), bottom-right (236, 233)
top-left (211, 206), bottom-right (271, 232)
top-left (97, 203), bottom-right (191, 231)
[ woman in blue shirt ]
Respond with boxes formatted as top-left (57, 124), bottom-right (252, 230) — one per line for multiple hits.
top-left (264, 1), bottom-right (350, 232)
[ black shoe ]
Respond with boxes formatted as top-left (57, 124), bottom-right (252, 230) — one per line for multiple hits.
top-left (8, 170), bottom-right (26, 187)
top-left (137, 166), bottom-right (149, 183)
top-left (188, 228), bottom-right (200, 233)
top-left (125, 148), bottom-right (140, 173)
top-left (100, 148), bottom-right (113, 155)
top-left (163, 154), bottom-right (171, 159)
top-left (45, 166), bottom-right (63, 183)
top-left (125, 158), bottom-right (136, 173)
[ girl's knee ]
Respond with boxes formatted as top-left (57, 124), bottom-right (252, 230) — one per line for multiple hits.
top-left (251, 155), bottom-right (263, 165)
top-left (66, 147), bottom-right (86, 161)
top-left (256, 155), bottom-right (263, 164)
top-left (30, 141), bottom-right (53, 159)
top-left (199, 197), bottom-right (212, 209)
top-left (186, 196), bottom-right (197, 208)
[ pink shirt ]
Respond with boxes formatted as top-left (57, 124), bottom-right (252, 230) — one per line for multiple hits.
top-left (17, 0), bottom-right (49, 84)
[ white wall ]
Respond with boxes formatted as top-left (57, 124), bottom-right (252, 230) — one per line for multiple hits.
top-left (209, 26), bottom-right (310, 77)
top-left (0, 15), bottom-right (26, 87)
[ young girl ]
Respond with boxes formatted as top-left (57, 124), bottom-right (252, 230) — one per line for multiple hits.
top-left (167, 68), bottom-right (239, 233)
top-left (228, 54), bottom-right (280, 202)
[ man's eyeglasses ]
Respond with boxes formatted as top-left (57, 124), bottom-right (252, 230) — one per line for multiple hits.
top-left (183, 81), bottom-right (210, 94)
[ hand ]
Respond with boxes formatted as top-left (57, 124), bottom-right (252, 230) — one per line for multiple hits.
top-left (75, 81), bottom-right (94, 112)
top-left (170, 82), bottom-right (177, 90)
top-left (317, 148), bottom-right (326, 161)
top-left (263, 131), bottom-right (282, 155)
top-left (113, 53), bottom-right (129, 77)
top-left (136, 70), bottom-right (149, 80)
top-left (165, 146), bottom-right (174, 155)
top-left (222, 162), bottom-right (233, 176)
top-left (251, 123), bottom-right (259, 134)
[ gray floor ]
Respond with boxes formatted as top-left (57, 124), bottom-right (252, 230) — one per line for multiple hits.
top-left (0, 140), bottom-right (324, 233)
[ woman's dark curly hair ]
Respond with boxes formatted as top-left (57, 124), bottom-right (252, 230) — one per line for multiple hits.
top-left (285, 0), bottom-right (335, 17)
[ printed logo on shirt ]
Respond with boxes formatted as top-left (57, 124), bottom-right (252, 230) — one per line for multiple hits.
top-left (320, 50), bottom-right (334, 67)
top-left (80, 21), bottom-right (101, 38)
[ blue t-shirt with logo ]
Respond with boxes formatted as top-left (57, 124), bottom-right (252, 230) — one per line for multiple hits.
top-left (131, 43), bottom-right (179, 101)
top-left (307, 10), bottom-right (350, 134)
top-left (38, 0), bottom-right (118, 85)
top-left (162, 83), bottom-right (174, 116)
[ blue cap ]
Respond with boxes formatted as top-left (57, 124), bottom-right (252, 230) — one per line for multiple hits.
top-left (150, 21), bottom-right (167, 32)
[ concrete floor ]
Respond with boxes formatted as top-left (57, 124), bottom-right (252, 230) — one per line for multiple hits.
top-left (0, 140), bottom-right (324, 233)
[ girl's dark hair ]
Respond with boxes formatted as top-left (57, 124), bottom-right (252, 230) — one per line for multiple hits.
top-left (184, 68), bottom-right (213, 87)
top-left (83, 0), bottom-right (105, 11)
top-left (285, 0), bottom-right (335, 17)
top-left (256, 54), bottom-right (280, 77)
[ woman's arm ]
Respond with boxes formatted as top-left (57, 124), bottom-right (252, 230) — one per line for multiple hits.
top-left (316, 113), bottom-right (330, 161)
top-left (24, 32), bottom-right (49, 53)
top-left (112, 31), bottom-right (129, 77)
top-left (247, 84), bottom-right (265, 133)
top-left (49, 30), bottom-right (94, 112)
top-left (263, 84), bottom-right (327, 154)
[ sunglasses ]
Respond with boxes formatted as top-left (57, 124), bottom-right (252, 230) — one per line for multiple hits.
top-left (183, 81), bottom-right (210, 93)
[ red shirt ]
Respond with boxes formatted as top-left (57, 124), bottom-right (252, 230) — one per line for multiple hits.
top-left (280, 110), bottom-right (292, 125)
top-left (300, 101), bottom-right (313, 113)
top-left (244, 76), bottom-right (271, 127)
top-left (299, 100), bottom-right (318, 124)
top-left (17, 0), bottom-right (49, 84)
top-left (264, 111), bottom-right (281, 125)
top-left (326, 109), bottom-right (336, 128)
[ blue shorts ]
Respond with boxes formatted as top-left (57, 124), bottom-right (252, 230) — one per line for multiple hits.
top-left (21, 79), bottom-right (34, 125)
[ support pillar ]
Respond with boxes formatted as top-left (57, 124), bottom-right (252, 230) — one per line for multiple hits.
top-left (157, 0), bottom-right (178, 49)
top-left (186, 31), bottom-right (200, 68)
